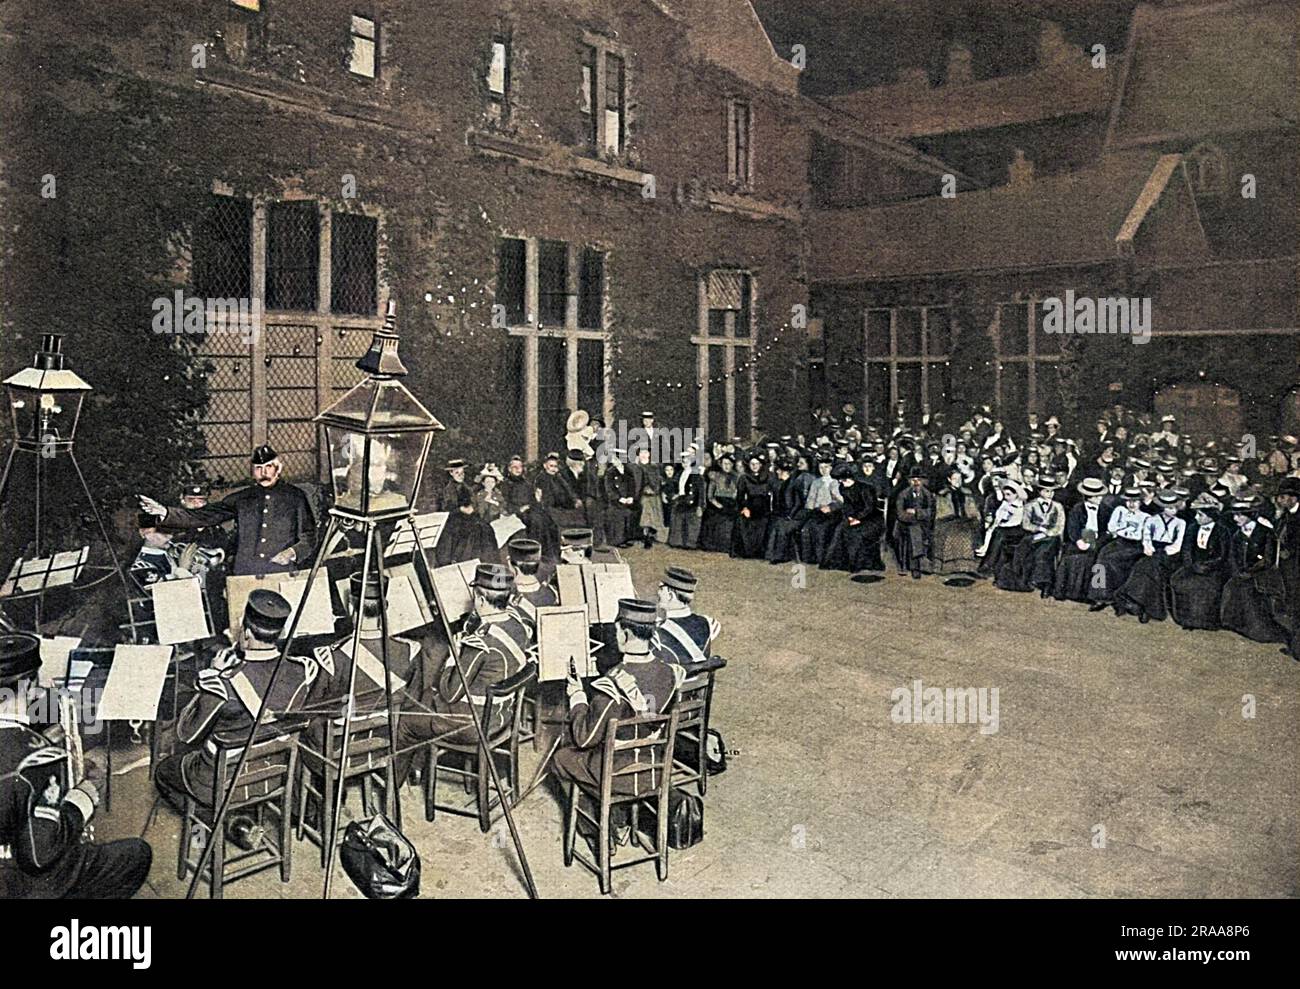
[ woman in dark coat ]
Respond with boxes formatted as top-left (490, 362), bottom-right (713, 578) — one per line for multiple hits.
top-left (1052, 477), bottom-right (1110, 602)
top-left (699, 454), bottom-right (739, 552)
top-left (667, 455), bottom-right (704, 549)
top-left (1114, 489), bottom-right (1186, 623)
top-left (731, 455), bottom-right (773, 558)
top-left (821, 466), bottom-right (886, 572)
top-left (1219, 497), bottom-right (1287, 642)
top-left (766, 455), bottom-right (813, 563)
top-left (1169, 495), bottom-right (1230, 630)
top-left (434, 485), bottom-right (500, 565)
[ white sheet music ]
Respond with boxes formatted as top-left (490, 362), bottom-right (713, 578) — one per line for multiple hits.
top-left (98, 644), bottom-right (173, 722)
top-left (37, 635), bottom-right (82, 687)
top-left (278, 575), bottom-right (336, 636)
top-left (150, 576), bottom-right (211, 645)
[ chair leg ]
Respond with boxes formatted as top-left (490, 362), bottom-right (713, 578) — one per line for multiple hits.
top-left (630, 801), bottom-right (642, 850)
top-left (598, 797), bottom-right (611, 895)
top-left (698, 737), bottom-right (708, 797)
top-left (210, 823), bottom-right (225, 900)
top-left (563, 783), bottom-right (578, 867)
top-left (476, 750), bottom-right (491, 833)
top-left (280, 787), bottom-right (293, 884)
top-left (424, 748), bottom-right (437, 822)
top-left (320, 768), bottom-right (335, 869)
top-left (656, 793), bottom-right (670, 882)
top-left (177, 803), bottom-right (191, 881)
top-left (296, 766), bottom-right (308, 840)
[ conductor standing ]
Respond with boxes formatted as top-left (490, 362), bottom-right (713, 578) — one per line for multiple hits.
top-left (139, 445), bottom-right (316, 577)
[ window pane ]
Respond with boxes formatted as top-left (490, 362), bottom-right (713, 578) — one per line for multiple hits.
top-left (330, 213), bottom-right (377, 315)
top-left (1033, 300), bottom-right (1061, 357)
top-left (578, 248), bottom-right (604, 329)
top-left (1000, 362), bottom-right (1027, 420)
top-left (488, 40), bottom-right (507, 97)
top-left (496, 237), bottom-right (526, 325)
top-left (999, 302), bottom-right (1028, 357)
top-left (866, 363), bottom-right (889, 423)
top-left (350, 17), bottom-right (377, 77)
top-left (577, 339), bottom-right (604, 416)
top-left (266, 201), bottom-right (319, 311)
top-left (896, 365), bottom-right (922, 420)
top-left (896, 307), bottom-right (921, 357)
top-left (538, 337), bottom-right (567, 456)
top-left (866, 309), bottom-right (891, 358)
top-left (538, 240), bottom-right (568, 326)
top-left (735, 366), bottom-right (753, 438)
top-left (708, 310), bottom-right (727, 337)
top-left (925, 306), bottom-right (952, 356)
top-left (194, 195), bottom-right (251, 300)
top-left (603, 54), bottom-right (624, 153)
top-left (736, 273), bottom-right (751, 336)
top-left (708, 347), bottom-right (727, 441)
top-left (506, 335), bottom-right (526, 454)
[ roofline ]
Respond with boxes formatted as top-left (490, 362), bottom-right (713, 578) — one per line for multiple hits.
top-left (802, 95), bottom-right (976, 184)
top-left (1101, 3), bottom-right (1143, 151)
top-left (643, 0), bottom-right (801, 96)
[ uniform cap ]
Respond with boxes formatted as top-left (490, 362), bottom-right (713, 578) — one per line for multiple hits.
top-left (662, 566), bottom-right (698, 594)
top-left (244, 588), bottom-right (291, 640)
top-left (616, 598), bottom-right (658, 628)
top-left (471, 563), bottom-right (515, 592)
top-left (0, 632), bottom-right (41, 684)
top-left (251, 444), bottom-right (278, 466)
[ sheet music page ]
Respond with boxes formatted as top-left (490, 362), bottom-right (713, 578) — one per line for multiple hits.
top-left (98, 644), bottom-right (174, 721)
top-left (431, 561), bottom-right (474, 622)
top-left (593, 568), bottom-right (637, 624)
top-left (384, 572), bottom-right (427, 634)
top-left (491, 514), bottom-right (526, 547)
top-left (555, 565), bottom-right (585, 609)
top-left (151, 576), bottom-right (212, 645)
top-left (278, 575), bottom-right (337, 636)
top-left (536, 605), bottom-right (594, 682)
top-left (37, 635), bottom-right (82, 687)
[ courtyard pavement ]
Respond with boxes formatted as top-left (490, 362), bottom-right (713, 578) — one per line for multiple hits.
top-left (98, 544), bottom-right (1299, 898)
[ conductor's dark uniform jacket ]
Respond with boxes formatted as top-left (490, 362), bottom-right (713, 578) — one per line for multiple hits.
top-left (163, 480), bottom-right (316, 576)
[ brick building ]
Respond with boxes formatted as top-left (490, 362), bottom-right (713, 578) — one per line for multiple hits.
top-left (0, 0), bottom-right (953, 490)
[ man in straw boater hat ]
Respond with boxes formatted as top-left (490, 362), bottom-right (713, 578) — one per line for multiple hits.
top-left (0, 632), bottom-right (153, 898)
top-left (1052, 476), bottom-right (1112, 602)
top-left (654, 567), bottom-right (719, 665)
top-left (139, 443), bottom-right (316, 577)
top-left (155, 589), bottom-right (319, 811)
top-left (555, 598), bottom-right (685, 844)
top-left (392, 563), bottom-right (531, 790)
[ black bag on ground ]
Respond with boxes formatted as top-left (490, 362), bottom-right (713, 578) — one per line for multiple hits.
top-left (675, 728), bottom-right (728, 777)
top-left (665, 790), bottom-right (704, 849)
top-left (340, 814), bottom-right (420, 899)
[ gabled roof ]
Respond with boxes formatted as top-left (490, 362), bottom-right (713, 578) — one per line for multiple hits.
top-left (647, 0), bottom-right (800, 95)
top-left (1105, 0), bottom-right (1298, 149)
top-left (810, 151), bottom-right (1209, 282)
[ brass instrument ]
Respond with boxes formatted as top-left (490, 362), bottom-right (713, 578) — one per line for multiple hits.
top-left (57, 690), bottom-right (93, 844)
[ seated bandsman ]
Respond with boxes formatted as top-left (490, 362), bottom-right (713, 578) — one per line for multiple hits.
top-left (392, 564), bottom-right (531, 788)
top-left (505, 538), bottom-right (557, 629)
top-left (155, 590), bottom-right (318, 809)
top-left (555, 599), bottom-right (685, 836)
top-left (306, 569), bottom-right (420, 718)
top-left (1, 632), bottom-right (153, 899)
top-left (654, 566), bottom-right (719, 665)
top-left (130, 512), bottom-right (190, 590)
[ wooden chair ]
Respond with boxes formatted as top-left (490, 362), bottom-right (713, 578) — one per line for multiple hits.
top-left (296, 710), bottom-right (396, 867)
top-left (421, 664), bottom-right (537, 832)
top-left (177, 725), bottom-right (303, 899)
top-left (671, 656), bottom-right (726, 797)
top-left (563, 709), bottom-right (680, 895)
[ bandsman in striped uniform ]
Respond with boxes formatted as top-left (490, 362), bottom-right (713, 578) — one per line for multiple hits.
top-left (653, 566), bottom-right (719, 665)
